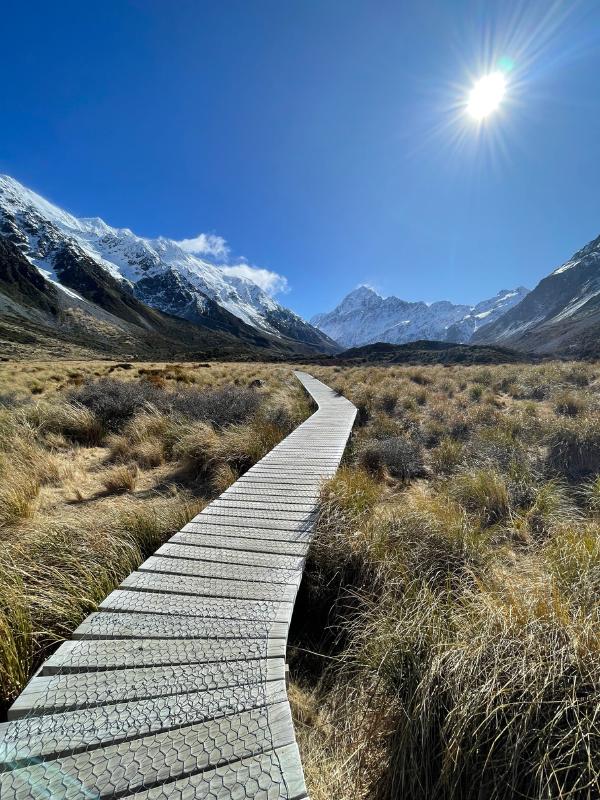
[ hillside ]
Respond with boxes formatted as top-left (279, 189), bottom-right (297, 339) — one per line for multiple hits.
top-left (304, 339), bottom-right (538, 366)
top-left (0, 236), bottom-right (305, 360)
top-left (0, 174), bottom-right (338, 358)
top-left (472, 232), bottom-right (600, 357)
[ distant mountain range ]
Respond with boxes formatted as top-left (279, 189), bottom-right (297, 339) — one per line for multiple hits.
top-left (0, 175), bottom-right (337, 359)
top-left (314, 225), bottom-right (600, 358)
top-left (4, 173), bottom-right (600, 361)
top-left (311, 285), bottom-right (530, 348)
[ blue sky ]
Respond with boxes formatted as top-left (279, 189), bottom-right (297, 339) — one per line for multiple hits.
top-left (2, 0), bottom-right (600, 319)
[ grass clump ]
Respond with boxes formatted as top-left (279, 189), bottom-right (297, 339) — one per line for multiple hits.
top-left (430, 437), bottom-right (463, 474)
top-left (359, 436), bottom-right (425, 481)
top-left (101, 464), bottom-right (138, 494)
top-left (448, 468), bottom-right (510, 525)
top-left (0, 476), bottom-right (40, 526)
top-left (546, 415), bottom-right (600, 480)
top-left (553, 389), bottom-right (587, 417)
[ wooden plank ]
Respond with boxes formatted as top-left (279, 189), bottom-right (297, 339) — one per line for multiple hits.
top-left (100, 589), bottom-right (293, 623)
top-left (208, 498), bottom-right (317, 512)
top-left (0, 682), bottom-right (289, 765)
top-left (8, 659), bottom-right (285, 719)
top-left (120, 572), bottom-right (299, 603)
top-left (186, 515), bottom-right (314, 531)
top-left (181, 521), bottom-right (313, 539)
top-left (118, 743), bottom-right (308, 800)
top-left (168, 531), bottom-right (309, 556)
top-left (0, 703), bottom-right (296, 800)
top-left (198, 505), bottom-right (316, 522)
top-left (232, 479), bottom-right (324, 490)
top-left (137, 555), bottom-right (302, 586)
top-left (156, 542), bottom-right (304, 571)
top-left (73, 612), bottom-right (289, 641)
top-left (40, 637), bottom-right (286, 674)
top-left (222, 483), bottom-right (318, 497)
top-left (202, 497), bottom-right (317, 520)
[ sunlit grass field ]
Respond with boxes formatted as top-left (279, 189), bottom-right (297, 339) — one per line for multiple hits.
top-left (1, 357), bottom-right (599, 798)
top-left (290, 361), bottom-right (600, 800)
top-left (0, 359), bottom-right (312, 718)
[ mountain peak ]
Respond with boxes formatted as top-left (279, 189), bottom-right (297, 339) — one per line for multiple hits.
top-left (336, 285), bottom-right (383, 312)
top-left (348, 284), bottom-right (381, 299)
top-left (312, 284), bottom-right (529, 348)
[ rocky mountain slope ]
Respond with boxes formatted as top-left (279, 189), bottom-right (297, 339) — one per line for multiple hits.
top-left (0, 233), bottom-right (286, 361)
top-left (472, 233), bottom-right (600, 356)
top-left (311, 285), bottom-right (529, 348)
top-left (0, 175), bottom-right (337, 356)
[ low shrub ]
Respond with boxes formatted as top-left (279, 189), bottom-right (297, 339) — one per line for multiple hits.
top-left (70, 378), bottom-right (163, 433)
top-left (359, 437), bottom-right (425, 481)
top-left (169, 385), bottom-right (261, 428)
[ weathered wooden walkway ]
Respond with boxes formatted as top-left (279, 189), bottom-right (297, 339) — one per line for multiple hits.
top-left (0, 371), bottom-right (356, 799)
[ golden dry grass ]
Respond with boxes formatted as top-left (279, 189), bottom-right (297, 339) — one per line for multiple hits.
top-left (290, 359), bottom-right (600, 800)
top-left (0, 359), bottom-right (312, 717)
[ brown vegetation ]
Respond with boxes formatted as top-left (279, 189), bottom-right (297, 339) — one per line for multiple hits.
top-left (3, 356), bottom-right (600, 798)
top-left (290, 360), bottom-right (600, 800)
top-left (0, 359), bottom-right (311, 717)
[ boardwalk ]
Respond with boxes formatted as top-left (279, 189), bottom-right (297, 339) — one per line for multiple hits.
top-left (0, 371), bottom-right (356, 800)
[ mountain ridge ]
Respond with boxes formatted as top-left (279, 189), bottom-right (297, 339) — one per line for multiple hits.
top-left (311, 285), bottom-right (529, 348)
top-left (0, 174), bottom-right (338, 356)
top-left (472, 232), bottom-right (600, 356)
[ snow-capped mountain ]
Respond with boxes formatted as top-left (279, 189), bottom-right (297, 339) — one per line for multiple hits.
top-left (311, 285), bottom-right (529, 348)
top-left (0, 175), bottom-right (336, 353)
top-left (444, 287), bottom-right (531, 343)
top-left (472, 233), bottom-right (600, 355)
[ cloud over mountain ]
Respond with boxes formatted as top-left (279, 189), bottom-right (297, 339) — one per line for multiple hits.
top-left (174, 232), bottom-right (230, 259)
top-left (220, 263), bottom-right (289, 296)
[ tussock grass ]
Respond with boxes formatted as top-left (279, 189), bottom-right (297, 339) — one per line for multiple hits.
top-left (448, 469), bottom-right (510, 525)
top-left (430, 437), bottom-right (463, 474)
top-left (291, 359), bottom-right (600, 800)
top-left (546, 415), bottom-right (600, 480)
top-left (101, 464), bottom-right (138, 494)
top-left (0, 359), bottom-right (310, 717)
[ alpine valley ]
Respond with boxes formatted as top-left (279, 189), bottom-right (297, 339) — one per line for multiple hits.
top-left (5, 173), bottom-right (600, 361)
top-left (0, 175), bottom-right (338, 360)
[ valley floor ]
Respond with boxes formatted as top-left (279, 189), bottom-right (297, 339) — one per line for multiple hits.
top-left (1, 358), bottom-right (599, 798)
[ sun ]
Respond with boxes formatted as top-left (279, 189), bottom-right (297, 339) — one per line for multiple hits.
top-left (466, 71), bottom-right (507, 120)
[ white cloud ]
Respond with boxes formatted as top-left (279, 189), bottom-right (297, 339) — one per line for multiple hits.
top-left (220, 263), bottom-right (289, 296)
top-left (175, 232), bottom-right (230, 259)
top-left (174, 231), bottom-right (289, 297)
